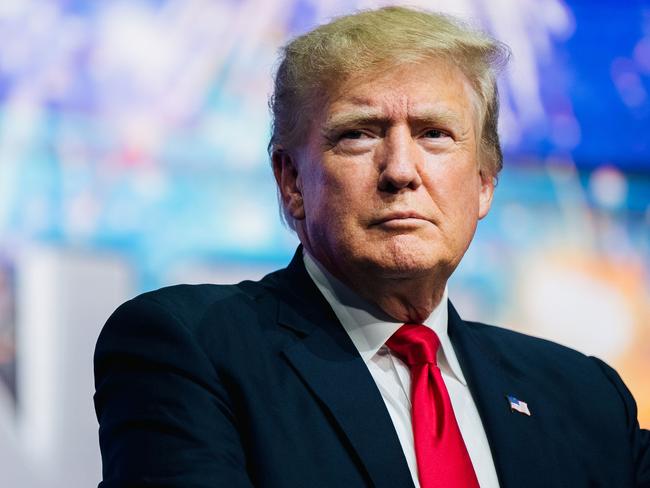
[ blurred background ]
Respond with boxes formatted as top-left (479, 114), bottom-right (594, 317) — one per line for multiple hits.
top-left (0, 0), bottom-right (648, 486)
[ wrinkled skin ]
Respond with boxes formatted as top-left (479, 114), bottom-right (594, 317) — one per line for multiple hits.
top-left (273, 60), bottom-right (494, 322)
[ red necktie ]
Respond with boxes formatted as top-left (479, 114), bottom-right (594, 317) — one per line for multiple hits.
top-left (386, 324), bottom-right (479, 488)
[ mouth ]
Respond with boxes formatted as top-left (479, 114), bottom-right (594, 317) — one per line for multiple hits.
top-left (371, 211), bottom-right (432, 226)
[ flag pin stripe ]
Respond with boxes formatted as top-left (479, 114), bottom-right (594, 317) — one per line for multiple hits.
top-left (506, 395), bottom-right (531, 416)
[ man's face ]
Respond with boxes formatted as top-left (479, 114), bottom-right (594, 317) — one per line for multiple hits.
top-left (278, 60), bottom-right (494, 283)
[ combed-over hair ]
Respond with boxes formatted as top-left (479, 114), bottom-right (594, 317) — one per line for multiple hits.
top-left (269, 6), bottom-right (510, 227)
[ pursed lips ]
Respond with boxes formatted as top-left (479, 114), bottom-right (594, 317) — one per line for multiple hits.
top-left (371, 211), bottom-right (432, 226)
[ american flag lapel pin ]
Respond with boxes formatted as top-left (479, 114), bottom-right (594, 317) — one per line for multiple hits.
top-left (506, 395), bottom-right (531, 416)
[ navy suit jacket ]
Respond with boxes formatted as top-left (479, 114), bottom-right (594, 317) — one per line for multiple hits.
top-left (94, 248), bottom-right (650, 487)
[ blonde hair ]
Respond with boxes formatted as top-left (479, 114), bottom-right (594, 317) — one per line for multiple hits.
top-left (269, 6), bottom-right (509, 224)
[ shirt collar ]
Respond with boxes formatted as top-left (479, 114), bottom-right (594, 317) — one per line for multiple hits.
top-left (303, 250), bottom-right (467, 386)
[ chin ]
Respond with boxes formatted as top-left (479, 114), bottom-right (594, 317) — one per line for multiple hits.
top-left (364, 235), bottom-right (451, 278)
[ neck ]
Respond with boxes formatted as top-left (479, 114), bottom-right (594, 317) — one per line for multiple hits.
top-left (306, 250), bottom-right (448, 323)
top-left (346, 273), bottom-right (446, 323)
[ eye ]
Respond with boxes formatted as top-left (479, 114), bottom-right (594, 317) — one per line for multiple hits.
top-left (340, 130), bottom-right (367, 140)
top-left (423, 129), bottom-right (448, 139)
top-left (327, 128), bottom-right (375, 153)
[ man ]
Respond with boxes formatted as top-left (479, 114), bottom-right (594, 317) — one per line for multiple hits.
top-left (94, 7), bottom-right (650, 488)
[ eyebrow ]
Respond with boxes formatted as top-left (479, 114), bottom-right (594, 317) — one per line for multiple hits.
top-left (321, 106), bottom-right (463, 135)
top-left (321, 108), bottom-right (384, 134)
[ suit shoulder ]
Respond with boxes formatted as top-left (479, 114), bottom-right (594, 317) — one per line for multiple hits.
top-left (465, 319), bottom-right (585, 355)
top-left (141, 279), bottom-right (272, 315)
top-left (461, 319), bottom-right (601, 373)
top-left (137, 283), bottom-right (243, 315)
top-left (99, 280), bottom-right (271, 345)
top-left (462, 320), bottom-right (639, 405)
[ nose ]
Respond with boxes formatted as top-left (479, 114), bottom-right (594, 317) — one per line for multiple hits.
top-left (377, 126), bottom-right (423, 193)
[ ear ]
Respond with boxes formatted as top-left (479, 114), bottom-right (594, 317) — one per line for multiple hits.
top-left (478, 170), bottom-right (495, 220)
top-left (272, 149), bottom-right (305, 220)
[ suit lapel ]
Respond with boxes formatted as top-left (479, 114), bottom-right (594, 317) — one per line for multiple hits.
top-left (269, 250), bottom-right (414, 488)
top-left (448, 303), bottom-right (562, 487)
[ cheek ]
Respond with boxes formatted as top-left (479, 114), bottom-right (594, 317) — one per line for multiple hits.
top-left (428, 162), bottom-right (481, 210)
top-left (302, 170), bottom-right (359, 237)
top-left (319, 163), bottom-right (376, 214)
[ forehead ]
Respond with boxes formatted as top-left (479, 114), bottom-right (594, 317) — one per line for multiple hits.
top-left (321, 60), bottom-right (480, 125)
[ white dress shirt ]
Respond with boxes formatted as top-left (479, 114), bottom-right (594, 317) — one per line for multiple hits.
top-left (303, 251), bottom-right (500, 488)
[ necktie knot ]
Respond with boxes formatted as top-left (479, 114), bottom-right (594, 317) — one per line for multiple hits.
top-left (386, 323), bottom-right (440, 366)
